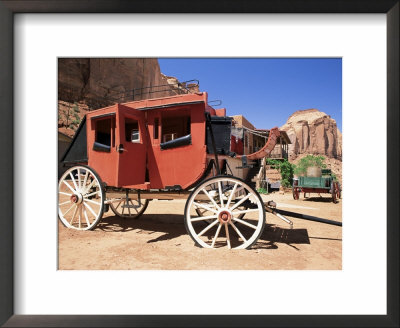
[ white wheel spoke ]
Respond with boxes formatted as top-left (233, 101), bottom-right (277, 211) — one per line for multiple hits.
top-left (211, 223), bottom-right (222, 248)
top-left (78, 205), bottom-right (82, 229)
top-left (232, 217), bottom-right (257, 230)
top-left (218, 181), bottom-right (224, 207)
top-left (69, 205), bottom-right (78, 225)
top-left (82, 170), bottom-right (89, 189)
top-left (193, 202), bottom-right (218, 214)
top-left (69, 172), bottom-right (79, 191)
top-left (77, 168), bottom-right (81, 190)
top-left (84, 190), bottom-right (100, 198)
top-left (230, 222), bottom-right (247, 242)
top-left (59, 191), bottom-right (72, 196)
top-left (83, 206), bottom-right (91, 227)
top-left (197, 219), bottom-right (219, 237)
top-left (62, 180), bottom-right (76, 193)
top-left (83, 198), bottom-right (101, 206)
top-left (226, 182), bottom-right (238, 208)
top-left (190, 215), bottom-right (218, 222)
top-left (201, 188), bottom-right (220, 210)
top-left (62, 204), bottom-right (75, 216)
top-left (232, 208), bottom-right (259, 215)
top-left (229, 193), bottom-right (252, 211)
top-left (235, 186), bottom-right (245, 195)
top-left (84, 202), bottom-right (98, 217)
top-left (84, 178), bottom-right (97, 194)
top-left (224, 223), bottom-right (231, 249)
top-left (59, 200), bottom-right (71, 206)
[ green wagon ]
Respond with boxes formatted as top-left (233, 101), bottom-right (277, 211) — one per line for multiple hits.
top-left (292, 169), bottom-right (341, 203)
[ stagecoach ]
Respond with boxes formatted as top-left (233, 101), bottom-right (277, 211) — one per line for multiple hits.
top-left (58, 92), bottom-right (282, 249)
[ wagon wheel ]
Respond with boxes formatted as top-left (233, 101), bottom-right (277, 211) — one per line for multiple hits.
top-left (58, 165), bottom-right (105, 230)
top-left (292, 187), bottom-right (299, 200)
top-left (184, 176), bottom-right (265, 249)
top-left (336, 182), bottom-right (341, 199)
top-left (331, 186), bottom-right (337, 203)
top-left (110, 198), bottom-right (149, 219)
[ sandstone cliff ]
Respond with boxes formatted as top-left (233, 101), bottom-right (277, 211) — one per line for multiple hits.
top-left (58, 58), bottom-right (195, 109)
top-left (280, 109), bottom-right (342, 160)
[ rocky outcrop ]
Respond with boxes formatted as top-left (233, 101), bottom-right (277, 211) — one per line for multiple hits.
top-left (58, 59), bottom-right (196, 109)
top-left (280, 109), bottom-right (342, 160)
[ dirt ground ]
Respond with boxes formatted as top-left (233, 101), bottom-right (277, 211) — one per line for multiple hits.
top-left (58, 191), bottom-right (342, 270)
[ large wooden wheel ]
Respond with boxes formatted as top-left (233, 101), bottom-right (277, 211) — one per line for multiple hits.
top-left (58, 165), bottom-right (105, 230)
top-left (184, 176), bottom-right (265, 249)
top-left (110, 198), bottom-right (149, 218)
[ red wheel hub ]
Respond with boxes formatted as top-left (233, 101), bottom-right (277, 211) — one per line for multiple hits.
top-left (218, 210), bottom-right (231, 224)
top-left (70, 194), bottom-right (83, 204)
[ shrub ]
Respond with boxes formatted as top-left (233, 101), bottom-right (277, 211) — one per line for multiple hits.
top-left (266, 158), bottom-right (294, 188)
top-left (257, 187), bottom-right (268, 194)
top-left (293, 155), bottom-right (326, 176)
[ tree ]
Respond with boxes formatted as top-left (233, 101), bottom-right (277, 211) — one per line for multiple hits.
top-left (293, 155), bottom-right (326, 176)
top-left (266, 158), bottom-right (294, 188)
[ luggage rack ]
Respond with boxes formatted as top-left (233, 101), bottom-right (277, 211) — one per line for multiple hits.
top-left (108, 79), bottom-right (200, 103)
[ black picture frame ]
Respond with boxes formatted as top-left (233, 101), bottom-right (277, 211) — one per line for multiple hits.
top-left (0, 1), bottom-right (398, 327)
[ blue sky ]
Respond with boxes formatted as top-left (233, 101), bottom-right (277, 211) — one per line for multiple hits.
top-left (158, 58), bottom-right (342, 132)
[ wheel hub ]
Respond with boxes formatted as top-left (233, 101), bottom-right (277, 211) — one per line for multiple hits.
top-left (70, 193), bottom-right (83, 204)
top-left (218, 210), bottom-right (231, 224)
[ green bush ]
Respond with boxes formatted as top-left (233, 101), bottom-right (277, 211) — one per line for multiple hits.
top-left (293, 155), bottom-right (326, 176)
top-left (266, 158), bottom-right (294, 188)
top-left (257, 187), bottom-right (268, 194)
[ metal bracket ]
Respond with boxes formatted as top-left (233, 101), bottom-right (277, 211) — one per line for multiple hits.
top-left (121, 189), bottom-right (142, 209)
top-left (264, 201), bottom-right (293, 229)
top-left (236, 155), bottom-right (254, 169)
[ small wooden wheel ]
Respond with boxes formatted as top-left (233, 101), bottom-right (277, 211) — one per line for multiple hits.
top-left (331, 185), bottom-right (337, 203)
top-left (58, 165), bottom-right (105, 230)
top-left (335, 182), bottom-right (341, 199)
top-left (184, 176), bottom-right (265, 249)
top-left (293, 187), bottom-right (300, 200)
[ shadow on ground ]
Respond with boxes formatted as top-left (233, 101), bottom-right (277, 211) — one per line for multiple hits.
top-left (96, 213), bottom-right (316, 249)
top-left (301, 196), bottom-right (337, 203)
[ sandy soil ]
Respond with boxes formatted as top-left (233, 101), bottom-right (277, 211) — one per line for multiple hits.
top-left (58, 191), bottom-right (342, 270)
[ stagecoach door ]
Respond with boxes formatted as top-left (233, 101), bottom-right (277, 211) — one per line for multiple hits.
top-left (116, 105), bottom-right (147, 188)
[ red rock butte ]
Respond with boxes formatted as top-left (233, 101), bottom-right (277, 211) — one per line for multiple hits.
top-left (280, 108), bottom-right (341, 160)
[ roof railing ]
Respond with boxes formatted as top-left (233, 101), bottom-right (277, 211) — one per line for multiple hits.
top-left (108, 79), bottom-right (200, 102)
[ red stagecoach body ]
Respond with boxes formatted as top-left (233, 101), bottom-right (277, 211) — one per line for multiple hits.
top-left (62, 92), bottom-right (280, 192)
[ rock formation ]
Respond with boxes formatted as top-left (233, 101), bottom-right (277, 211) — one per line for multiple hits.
top-left (58, 59), bottom-right (196, 109)
top-left (280, 109), bottom-right (342, 160)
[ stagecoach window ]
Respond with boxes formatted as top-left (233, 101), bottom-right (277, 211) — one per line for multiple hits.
top-left (125, 118), bottom-right (140, 143)
top-left (161, 114), bottom-right (190, 143)
top-left (95, 118), bottom-right (111, 147)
